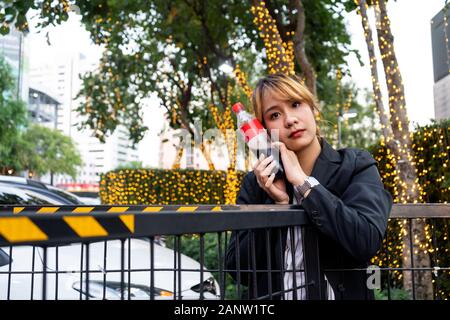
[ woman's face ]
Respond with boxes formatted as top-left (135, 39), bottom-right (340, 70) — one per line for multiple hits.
top-left (261, 89), bottom-right (317, 152)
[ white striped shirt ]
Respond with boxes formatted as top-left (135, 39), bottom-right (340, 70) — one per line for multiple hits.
top-left (283, 196), bottom-right (335, 300)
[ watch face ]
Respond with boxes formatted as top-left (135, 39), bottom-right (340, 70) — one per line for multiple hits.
top-left (306, 176), bottom-right (319, 187)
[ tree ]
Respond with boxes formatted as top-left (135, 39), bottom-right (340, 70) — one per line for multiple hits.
top-left (351, 0), bottom-right (432, 299)
top-left (0, 56), bottom-right (28, 175)
top-left (21, 125), bottom-right (83, 179)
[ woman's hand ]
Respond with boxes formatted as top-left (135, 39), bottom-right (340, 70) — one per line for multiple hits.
top-left (272, 141), bottom-right (307, 186)
top-left (253, 153), bottom-right (289, 204)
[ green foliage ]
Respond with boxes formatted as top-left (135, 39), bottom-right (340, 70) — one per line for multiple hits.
top-left (319, 83), bottom-right (381, 149)
top-left (1, 0), bottom-right (370, 148)
top-left (374, 288), bottom-right (411, 300)
top-left (370, 119), bottom-right (450, 299)
top-left (0, 56), bottom-right (29, 173)
top-left (115, 161), bottom-right (145, 170)
top-left (100, 167), bottom-right (247, 205)
top-left (21, 125), bottom-right (83, 178)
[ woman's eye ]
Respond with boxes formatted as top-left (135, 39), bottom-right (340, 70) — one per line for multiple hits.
top-left (270, 112), bottom-right (280, 120)
top-left (292, 102), bottom-right (301, 108)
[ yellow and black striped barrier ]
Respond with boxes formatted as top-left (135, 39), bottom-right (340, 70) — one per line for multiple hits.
top-left (0, 204), bottom-right (308, 246)
top-left (0, 205), bottom-right (226, 246)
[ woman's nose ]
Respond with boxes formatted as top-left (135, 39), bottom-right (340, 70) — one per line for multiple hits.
top-left (285, 113), bottom-right (299, 127)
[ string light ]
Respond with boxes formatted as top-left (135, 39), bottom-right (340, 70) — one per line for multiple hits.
top-left (371, 121), bottom-right (450, 299)
top-left (100, 168), bottom-right (244, 206)
top-left (250, 1), bottom-right (294, 75)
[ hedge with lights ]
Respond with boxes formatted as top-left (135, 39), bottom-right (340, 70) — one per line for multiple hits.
top-left (369, 119), bottom-right (450, 299)
top-left (100, 168), bottom-right (247, 206)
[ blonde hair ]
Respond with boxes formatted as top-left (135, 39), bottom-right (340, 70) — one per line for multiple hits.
top-left (251, 73), bottom-right (322, 137)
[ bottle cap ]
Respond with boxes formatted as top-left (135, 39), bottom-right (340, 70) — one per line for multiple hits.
top-left (232, 102), bottom-right (245, 113)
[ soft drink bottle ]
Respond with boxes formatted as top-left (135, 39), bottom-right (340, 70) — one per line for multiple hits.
top-left (232, 102), bottom-right (284, 179)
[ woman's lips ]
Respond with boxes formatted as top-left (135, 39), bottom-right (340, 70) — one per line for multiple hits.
top-left (289, 129), bottom-right (306, 138)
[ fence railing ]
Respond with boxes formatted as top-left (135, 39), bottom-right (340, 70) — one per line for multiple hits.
top-left (0, 203), bottom-right (449, 300)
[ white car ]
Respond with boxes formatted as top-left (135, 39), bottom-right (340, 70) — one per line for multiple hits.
top-left (0, 239), bottom-right (219, 300)
top-left (0, 184), bottom-right (220, 300)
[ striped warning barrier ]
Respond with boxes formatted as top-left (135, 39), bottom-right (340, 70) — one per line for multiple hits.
top-left (0, 205), bottom-right (231, 246)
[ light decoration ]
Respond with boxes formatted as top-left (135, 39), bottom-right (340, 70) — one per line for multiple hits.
top-left (354, 0), bottom-right (449, 297)
top-left (250, 1), bottom-right (294, 75)
top-left (233, 64), bottom-right (253, 98)
top-left (334, 68), bottom-right (342, 143)
top-left (100, 168), bottom-right (246, 206)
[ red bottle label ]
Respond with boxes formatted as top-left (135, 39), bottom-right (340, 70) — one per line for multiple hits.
top-left (241, 119), bottom-right (265, 143)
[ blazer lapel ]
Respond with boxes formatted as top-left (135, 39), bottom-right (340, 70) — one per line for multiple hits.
top-left (275, 138), bottom-right (342, 273)
top-left (310, 138), bottom-right (342, 188)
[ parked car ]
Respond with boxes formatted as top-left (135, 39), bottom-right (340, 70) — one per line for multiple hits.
top-left (0, 183), bottom-right (219, 300)
top-left (0, 176), bottom-right (84, 205)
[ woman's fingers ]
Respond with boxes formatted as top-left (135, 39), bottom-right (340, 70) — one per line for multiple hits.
top-left (264, 173), bottom-right (275, 188)
top-left (256, 155), bottom-right (273, 173)
top-left (261, 160), bottom-right (276, 176)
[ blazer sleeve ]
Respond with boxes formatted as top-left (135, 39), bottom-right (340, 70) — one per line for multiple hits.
top-left (301, 150), bottom-right (393, 263)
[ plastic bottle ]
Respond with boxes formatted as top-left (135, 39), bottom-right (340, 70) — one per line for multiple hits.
top-left (232, 102), bottom-right (284, 179)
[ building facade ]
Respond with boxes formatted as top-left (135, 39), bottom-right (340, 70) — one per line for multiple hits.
top-left (29, 50), bottom-right (138, 185)
top-left (431, 6), bottom-right (450, 121)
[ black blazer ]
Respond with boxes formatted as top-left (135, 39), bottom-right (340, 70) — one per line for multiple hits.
top-left (225, 138), bottom-right (393, 300)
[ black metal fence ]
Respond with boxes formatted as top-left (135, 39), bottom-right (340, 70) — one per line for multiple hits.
top-left (0, 204), bottom-right (449, 300)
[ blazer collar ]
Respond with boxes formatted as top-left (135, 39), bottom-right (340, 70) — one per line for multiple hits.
top-left (310, 137), bottom-right (342, 187)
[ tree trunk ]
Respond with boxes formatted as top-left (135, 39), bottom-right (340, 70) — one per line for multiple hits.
top-left (171, 145), bottom-right (184, 169)
top-left (292, 0), bottom-right (317, 96)
top-left (375, 0), bottom-right (433, 299)
top-left (199, 142), bottom-right (215, 171)
top-left (251, 0), bottom-right (292, 74)
top-left (357, 0), bottom-right (392, 142)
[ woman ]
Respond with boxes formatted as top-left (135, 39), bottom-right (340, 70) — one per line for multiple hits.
top-left (225, 73), bottom-right (393, 300)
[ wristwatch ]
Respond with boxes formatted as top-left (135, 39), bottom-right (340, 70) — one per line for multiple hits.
top-left (293, 176), bottom-right (320, 201)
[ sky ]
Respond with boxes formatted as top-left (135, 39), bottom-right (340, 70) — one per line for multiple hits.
top-left (344, 0), bottom-right (447, 128)
top-left (26, 0), bottom-right (448, 166)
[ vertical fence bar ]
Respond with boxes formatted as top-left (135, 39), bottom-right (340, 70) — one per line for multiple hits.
top-left (385, 226), bottom-right (391, 300)
top-left (42, 246), bottom-right (47, 301)
top-left (278, 228), bottom-right (285, 300)
top-left (199, 233), bottom-right (205, 300)
top-left (303, 226), bottom-right (325, 300)
top-left (55, 245), bottom-right (59, 300)
top-left (217, 232), bottom-right (225, 300)
top-left (265, 229), bottom-right (273, 300)
top-left (173, 235), bottom-right (178, 300)
top-left (235, 231), bottom-right (241, 299)
top-left (7, 246), bottom-right (12, 300)
top-left (31, 246), bottom-right (35, 300)
top-left (120, 239), bottom-right (125, 300)
top-left (102, 241), bottom-right (108, 300)
top-left (408, 218), bottom-right (416, 300)
top-left (177, 236), bottom-right (182, 300)
top-left (250, 230), bottom-right (258, 299)
top-left (128, 238), bottom-right (131, 300)
top-left (431, 218), bottom-right (440, 300)
top-left (79, 243), bottom-right (84, 300)
top-left (86, 243), bottom-right (90, 300)
top-left (289, 227), bottom-right (298, 300)
top-left (149, 236), bottom-right (155, 300)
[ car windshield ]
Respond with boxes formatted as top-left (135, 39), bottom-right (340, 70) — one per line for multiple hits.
top-left (0, 184), bottom-right (64, 205)
top-left (46, 185), bottom-right (84, 204)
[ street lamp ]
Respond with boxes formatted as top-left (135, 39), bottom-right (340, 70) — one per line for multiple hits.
top-left (337, 109), bottom-right (358, 148)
